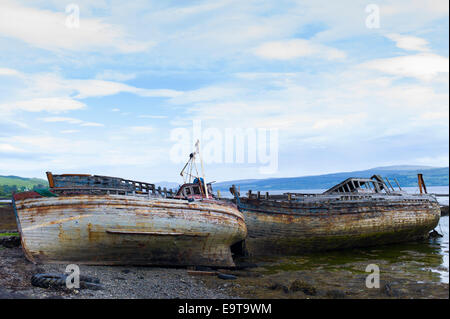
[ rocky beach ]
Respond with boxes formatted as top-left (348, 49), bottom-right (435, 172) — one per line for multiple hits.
top-left (1, 223), bottom-right (448, 299)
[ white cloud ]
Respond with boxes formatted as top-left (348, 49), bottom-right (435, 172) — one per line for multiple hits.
top-left (0, 133), bottom-right (168, 178)
top-left (0, 67), bottom-right (22, 76)
top-left (382, 0), bottom-right (449, 16)
top-left (41, 117), bottom-right (104, 127)
top-left (253, 39), bottom-right (346, 60)
top-left (28, 73), bottom-right (182, 99)
top-left (307, 0), bottom-right (448, 42)
top-left (130, 126), bottom-right (154, 133)
top-left (138, 115), bottom-right (168, 119)
top-left (412, 155), bottom-right (450, 167)
top-left (169, 86), bottom-right (242, 105)
top-left (0, 118), bottom-right (29, 129)
top-left (133, 88), bottom-right (182, 98)
top-left (81, 122), bottom-right (104, 127)
top-left (96, 70), bottom-right (136, 81)
top-left (312, 114), bottom-right (367, 130)
top-left (0, 70), bottom-right (182, 118)
top-left (362, 53), bottom-right (449, 81)
top-left (0, 97), bottom-right (86, 114)
top-left (0, 143), bottom-right (24, 153)
top-left (0, 1), bottom-right (153, 53)
top-left (0, 1), bottom-right (448, 181)
top-left (386, 34), bottom-right (430, 52)
top-left (169, 65), bottom-right (448, 151)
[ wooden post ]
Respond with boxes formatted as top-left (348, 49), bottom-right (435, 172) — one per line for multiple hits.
top-left (417, 174), bottom-right (427, 194)
top-left (217, 190), bottom-right (221, 198)
top-left (46, 172), bottom-right (55, 188)
top-left (418, 174), bottom-right (423, 194)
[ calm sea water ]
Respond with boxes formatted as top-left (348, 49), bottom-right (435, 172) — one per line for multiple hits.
top-left (234, 186), bottom-right (449, 284)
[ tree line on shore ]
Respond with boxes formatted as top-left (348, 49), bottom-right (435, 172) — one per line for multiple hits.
top-left (0, 184), bottom-right (47, 198)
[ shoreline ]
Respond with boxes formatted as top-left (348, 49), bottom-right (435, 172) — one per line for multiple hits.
top-left (1, 241), bottom-right (448, 299)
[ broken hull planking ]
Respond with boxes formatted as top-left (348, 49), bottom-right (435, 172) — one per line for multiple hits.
top-left (14, 195), bottom-right (247, 267)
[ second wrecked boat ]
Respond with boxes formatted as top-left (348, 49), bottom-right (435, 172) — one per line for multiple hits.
top-left (230, 175), bottom-right (441, 256)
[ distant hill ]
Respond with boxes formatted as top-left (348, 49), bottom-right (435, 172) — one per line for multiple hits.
top-left (155, 181), bottom-right (180, 190)
top-left (0, 175), bottom-right (48, 197)
top-left (370, 165), bottom-right (437, 171)
top-left (213, 166), bottom-right (449, 193)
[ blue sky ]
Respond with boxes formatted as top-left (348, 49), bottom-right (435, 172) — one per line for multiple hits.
top-left (0, 0), bottom-right (448, 184)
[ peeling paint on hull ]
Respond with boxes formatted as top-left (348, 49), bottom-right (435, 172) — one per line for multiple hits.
top-left (14, 195), bottom-right (247, 267)
top-left (238, 198), bottom-right (441, 256)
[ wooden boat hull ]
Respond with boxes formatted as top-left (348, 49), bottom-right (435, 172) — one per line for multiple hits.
top-left (237, 197), bottom-right (441, 256)
top-left (13, 194), bottom-right (247, 267)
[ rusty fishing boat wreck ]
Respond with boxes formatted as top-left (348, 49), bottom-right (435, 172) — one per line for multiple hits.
top-left (230, 175), bottom-right (441, 256)
top-left (12, 151), bottom-right (246, 267)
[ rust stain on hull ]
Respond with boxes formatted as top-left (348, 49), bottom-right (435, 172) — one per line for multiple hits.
top-left (14, 195), bottom-right (247, 267)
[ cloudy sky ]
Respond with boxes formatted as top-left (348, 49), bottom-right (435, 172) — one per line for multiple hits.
top-left (0, 0), bottom-right (448, 184)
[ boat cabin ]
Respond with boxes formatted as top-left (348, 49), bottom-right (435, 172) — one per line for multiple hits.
top-left (324, 175), bottom-right (390, 194)
top-left (175, 181), bottom-right (213, 199)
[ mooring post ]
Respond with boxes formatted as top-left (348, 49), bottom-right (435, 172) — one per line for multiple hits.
top-left (417, 174), bottom-right (427, 194)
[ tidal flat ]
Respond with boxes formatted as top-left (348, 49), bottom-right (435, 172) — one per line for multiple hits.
top-left (201, 216), bottom-right (449, 299)
top-left (0, 215), bottom-right (447, 299)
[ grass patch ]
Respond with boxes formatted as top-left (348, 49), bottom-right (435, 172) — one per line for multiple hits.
top-left (0, 232), bottom-right (19, 237)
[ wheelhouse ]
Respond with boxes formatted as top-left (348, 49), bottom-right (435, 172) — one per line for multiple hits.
top-left (175, 182), bottom-right (213, 199)
top-left (324, 175), bottom-right (390, 194)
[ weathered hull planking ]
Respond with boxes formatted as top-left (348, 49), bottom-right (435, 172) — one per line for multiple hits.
top-left (13, 195), bottom-right (247, 267)
top-left (236, 196), bottom-right (441, 256)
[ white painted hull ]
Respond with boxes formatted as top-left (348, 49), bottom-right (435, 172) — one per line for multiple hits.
top-left (13, 195), bottom-right (247, 267)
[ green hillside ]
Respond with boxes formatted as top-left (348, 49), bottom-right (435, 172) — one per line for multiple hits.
top-left (0, 175), bottom-right (48, 197)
